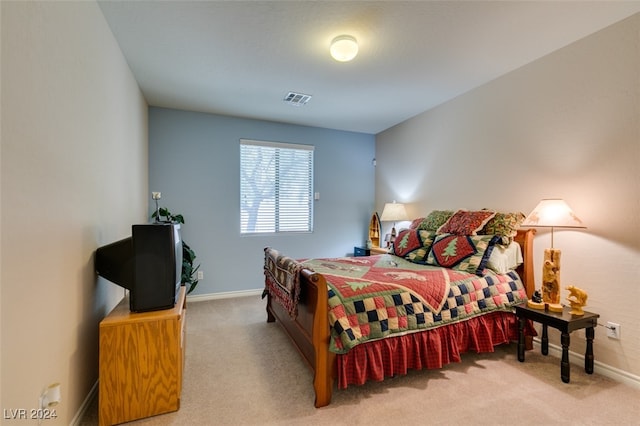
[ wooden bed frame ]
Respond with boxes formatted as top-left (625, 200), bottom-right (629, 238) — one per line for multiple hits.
top-left (265, 228), bottom-right (536, 407)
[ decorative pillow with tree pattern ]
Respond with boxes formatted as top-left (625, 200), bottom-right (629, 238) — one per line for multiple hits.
top-left (426, 234), bottom-right (500, 275)
top-left (393, 229), bottom-right (437, 263)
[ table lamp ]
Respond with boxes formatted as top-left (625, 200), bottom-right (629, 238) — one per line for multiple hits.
top-left (380, 201), bottom-right (408, 244)
top-left (521, 199), bottom-right (586, 310)
top-left (384, 233), bottom-right (392, 248)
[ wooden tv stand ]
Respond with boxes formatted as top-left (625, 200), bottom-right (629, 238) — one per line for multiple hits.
top-left (99, 287), bottom-right (186, 426)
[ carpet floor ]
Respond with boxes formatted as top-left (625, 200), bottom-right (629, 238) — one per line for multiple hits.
top-left (80, 295), bottom-right (640, 425)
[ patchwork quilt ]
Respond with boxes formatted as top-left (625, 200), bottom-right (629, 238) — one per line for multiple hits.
top-left (300, 254), bottom-right (527, 354)
top-left (263, 248), bottom-right (307, 319)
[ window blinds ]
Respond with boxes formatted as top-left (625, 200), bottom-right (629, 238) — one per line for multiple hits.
top-left (240, 139), bottom-right (314, 234)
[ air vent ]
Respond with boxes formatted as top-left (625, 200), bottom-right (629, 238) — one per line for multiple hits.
top-left (283, 91), bottom-right (312, 106)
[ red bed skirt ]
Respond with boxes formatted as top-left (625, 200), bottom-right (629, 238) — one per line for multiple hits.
top-left (336, 311), bottom-right (533, 389)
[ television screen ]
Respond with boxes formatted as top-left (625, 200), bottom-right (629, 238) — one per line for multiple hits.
top-left (96, 222), bottom-right (182, 312)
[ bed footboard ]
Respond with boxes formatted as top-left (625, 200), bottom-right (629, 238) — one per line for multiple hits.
top-left (264, 257), bottom-right (335, 407)
top-left (263, 229), bottom-right (535, 407)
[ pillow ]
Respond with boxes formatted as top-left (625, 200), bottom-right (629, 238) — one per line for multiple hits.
top-left (393, 229), bottom-right (423, 257)
top-left (426, 234), bottom-right (500, 275)
top-left (485, 240), bottom-right (523, 274)
top-left (480, 211), bottom-right (526, 241)
top-left (409, 217), bottom-right (425, 229)
top-left (414, 210), bottom-right (454, 231)
top-left (405, 230), bottom-right (437, 264)
top-left (437, 210), bottom-right (496, 235)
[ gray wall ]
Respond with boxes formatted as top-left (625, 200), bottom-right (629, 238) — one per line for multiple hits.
top-left (149, 107), bottom-right (375, 295)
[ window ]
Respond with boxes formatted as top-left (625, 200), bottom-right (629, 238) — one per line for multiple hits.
top-left (240, 139), bottom-right (314, 234)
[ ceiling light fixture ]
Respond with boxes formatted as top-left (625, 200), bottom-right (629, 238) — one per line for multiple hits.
top-left (330, 35), bottom-right (358, 62)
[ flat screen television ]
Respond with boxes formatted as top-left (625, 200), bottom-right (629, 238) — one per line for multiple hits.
top-left (95, 223), bottom-right (183, 312)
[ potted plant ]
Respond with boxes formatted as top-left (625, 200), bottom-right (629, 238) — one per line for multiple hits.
top-left (151, 207), bottom-right (200, 294)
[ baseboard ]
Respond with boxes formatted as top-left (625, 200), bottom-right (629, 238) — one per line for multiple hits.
top-left (186, 288), bottom-right (263, 302)
top-left (70, 380), bottom-right (98, 426)
top-left (533, 338), bottom-right (640, 390)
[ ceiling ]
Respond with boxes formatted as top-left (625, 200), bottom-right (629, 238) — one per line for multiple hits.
top-left (98, 1), bottom-right (640, 134)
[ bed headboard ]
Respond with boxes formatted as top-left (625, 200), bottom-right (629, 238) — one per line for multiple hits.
top-left (514, 228), bottom-right (536, 298)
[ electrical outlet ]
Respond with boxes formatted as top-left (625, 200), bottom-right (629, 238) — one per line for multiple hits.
top-left (197, 270), bottom-right (204, 280)
top-left (606, 322), bottom-right (620, 339)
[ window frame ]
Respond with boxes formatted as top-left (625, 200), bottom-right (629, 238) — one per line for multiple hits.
top-left (240, 139), bottom-right (314, 235)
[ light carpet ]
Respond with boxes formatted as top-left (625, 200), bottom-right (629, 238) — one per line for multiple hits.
top-left (80, 295), bottom-right (640, 425)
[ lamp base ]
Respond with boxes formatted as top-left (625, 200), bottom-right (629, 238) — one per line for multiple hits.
top-left (542, 248), bottom-right (561, 305)
top-left (547, 303), bottom-right (564, 313)
top-left (527, 300), bottom-right (545, 310)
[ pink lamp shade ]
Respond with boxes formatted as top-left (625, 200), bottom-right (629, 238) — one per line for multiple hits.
top-left (521, 199), bottom-right (585, 229)
top-left (521, 198), bottom-right (585, 247)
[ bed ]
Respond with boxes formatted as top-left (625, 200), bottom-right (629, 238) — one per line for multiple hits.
top-left (263, 209), bottom-right (536, 407)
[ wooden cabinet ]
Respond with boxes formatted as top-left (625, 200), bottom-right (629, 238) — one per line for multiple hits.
top-left (368, 212), bottom-right (381, 248)
top-left (99, 287), bottom-right (186, 426)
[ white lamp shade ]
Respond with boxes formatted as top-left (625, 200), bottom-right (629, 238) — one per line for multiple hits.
top-left (521, 199), bottom-right (585, 228)
top-left (330, 35), bottom-right (358, 62)
top-left (380, 202), bottom-right (408, 222)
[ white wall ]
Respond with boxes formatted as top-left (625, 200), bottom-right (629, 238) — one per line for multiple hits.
top-left (1, 2), bottom-right (148, 423)
top-left (376, 14), bottom-right (640, 379)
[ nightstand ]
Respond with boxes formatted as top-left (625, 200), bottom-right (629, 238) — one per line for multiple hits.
top-left (354, 246), bottom-right (390, 256)
top-left (515, 303), bottom-right (599, 383)
top-left (370, 246), bottom-right (390, 254)
top-left (353, 246), bottom-right (370, 256)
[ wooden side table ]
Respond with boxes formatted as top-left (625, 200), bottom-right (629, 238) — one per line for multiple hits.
top-left (370, 246), bottom-right (390, 254)
top-left (354, 246), bottom-right (390, 256)
top-left (515, 303), bottom-right (599, 383)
